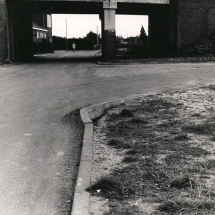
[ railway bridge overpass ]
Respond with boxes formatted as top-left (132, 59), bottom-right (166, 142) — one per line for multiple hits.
top-left (0, 0), bottom-right (215, 61)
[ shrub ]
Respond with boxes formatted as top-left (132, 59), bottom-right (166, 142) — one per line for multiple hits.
top-left (119, 109), bottom-right (134, 117)
top-left (33, 39), bottom-right (54, 54)
top-left (182, 33), bottom-right (215, 57)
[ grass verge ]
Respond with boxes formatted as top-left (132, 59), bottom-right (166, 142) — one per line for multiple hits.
top-left (87, 86), bottom-right (215, 215)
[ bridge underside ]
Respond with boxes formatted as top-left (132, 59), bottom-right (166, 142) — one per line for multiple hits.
top-left (2, 0), bottom-right (173, 61)
top-left (7, 1), bottom-right (169, 14)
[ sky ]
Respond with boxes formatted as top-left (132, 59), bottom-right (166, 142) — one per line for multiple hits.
top-left (52, 14), bottom-right (148, 39)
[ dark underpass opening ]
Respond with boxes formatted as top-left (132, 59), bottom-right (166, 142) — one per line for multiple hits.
top-left (33, 13), bottom-right (150, 62)
top-left (7, 1), bottom-right (173, 62)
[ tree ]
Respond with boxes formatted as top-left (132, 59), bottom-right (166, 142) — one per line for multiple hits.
top-left (140, 25), bottom-right (147, 44)
top-left (86, 31), bottom-right (97, 45)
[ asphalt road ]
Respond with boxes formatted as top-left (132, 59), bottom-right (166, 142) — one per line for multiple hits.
top-left (1, 50), bottom-right (215, 215)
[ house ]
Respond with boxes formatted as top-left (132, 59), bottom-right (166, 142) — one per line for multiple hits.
top-left (32, 14), bottom-right (52, 43)
top-left (33, 22), bottom-right (48, 42)
top-left (120, 40), bottom-right (128, 45)
top-left (32, 14), bottom-right (54, 53)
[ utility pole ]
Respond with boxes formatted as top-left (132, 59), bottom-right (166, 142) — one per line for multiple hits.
top-left (65, 18), bottom-right (68, 50)
top-left (97, 26), bottom-right (99, 46)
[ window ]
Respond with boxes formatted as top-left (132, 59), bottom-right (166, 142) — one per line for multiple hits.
top-left (47, 15), bottom-right (51, 28)
top-left (40, 32), bottom-right (43, 38)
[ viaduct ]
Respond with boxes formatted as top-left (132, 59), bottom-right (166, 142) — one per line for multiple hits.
top-left (0, 0), bottom-right (215, 61)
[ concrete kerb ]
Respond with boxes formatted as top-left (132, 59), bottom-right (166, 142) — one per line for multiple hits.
top-left (71, 99), bottom-right (125, 215)
top-left (86, 100), bottom-right (125, 120)
top-left (97, 60), bottom-right (131, 65)
top-left (71, 108), bottom-right (93, 215)
top-left (97, 57), bottom-right (215, 65)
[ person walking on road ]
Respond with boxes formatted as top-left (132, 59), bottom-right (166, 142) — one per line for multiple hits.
top-left (72, 43), bottom-right (76, 52)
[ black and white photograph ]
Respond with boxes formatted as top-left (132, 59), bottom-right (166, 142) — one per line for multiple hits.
top-left (1, 0), bottom-right (215, 214)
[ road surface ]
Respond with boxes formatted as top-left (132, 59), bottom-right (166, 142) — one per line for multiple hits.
top-left (1, 50), bottom-right (215, 215)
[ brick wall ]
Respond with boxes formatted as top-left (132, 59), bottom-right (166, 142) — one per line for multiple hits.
top-left (0, 0), bottom-right (8, 60)
top-left (177, 0), bottom-right (215, 52)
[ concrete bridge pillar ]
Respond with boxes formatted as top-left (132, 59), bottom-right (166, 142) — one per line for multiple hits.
top-left (0, 0), bottom-right (9, 61)
top-left (102, 2), bottom-right (117, 60)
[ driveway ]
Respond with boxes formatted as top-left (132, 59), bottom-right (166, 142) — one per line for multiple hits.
top-left (0, 50), bottom-right (215, 215)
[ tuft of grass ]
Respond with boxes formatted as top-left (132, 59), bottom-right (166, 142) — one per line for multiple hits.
top-left (208, 85), bottom-right (215, 90)
top-left (122, 156), bottom-right (138, 163)
top-left (119, 109), bottom-right (134, 117)
top-left (86, 177), bottom-right (135, 200)
top-left (183, 162), bottom-right (208, 174)
top-left (158, 200), bottom-right (181, 213)
top-left (107, 139), bottom-right (132, 149)
top-left (206, 160), bottom-right (215, 170)
top-left (158, 198), bottom-right (215, 214)
top-left (191, 113), bottom-right (202, 117)
top-left (183, 146), bottom-right (210, 157)
top-left (183, 123), bottom-right (215, 135)
top-left (174, 133), bottom-right (189, 141)
top-left (170, 174), bottom-right (195, 189)
top-left (104, 202), bottom-right (141, 215)
top-left (130, 116), bottom-right (148, 124)
top-left (126, 149), bottom-right (140, 155)
top-left (165, 154), bottom-right (184, 165)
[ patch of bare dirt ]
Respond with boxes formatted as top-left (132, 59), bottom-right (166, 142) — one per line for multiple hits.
top-left (88, 85), bottom-right (215, 215)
